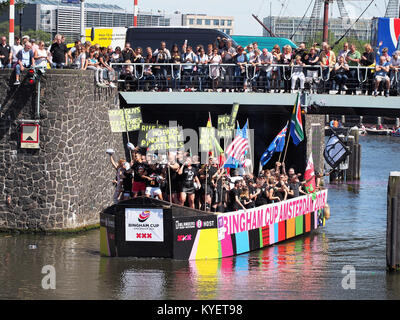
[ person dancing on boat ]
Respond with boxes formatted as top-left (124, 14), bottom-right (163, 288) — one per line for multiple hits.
top-left (178, 157), bottom-right (200, 209)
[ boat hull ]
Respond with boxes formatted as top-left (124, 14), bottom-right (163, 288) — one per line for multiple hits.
top-left (100, 190), bottom-right (328, 260)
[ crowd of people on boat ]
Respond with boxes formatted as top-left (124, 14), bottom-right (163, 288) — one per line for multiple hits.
top-left (1, 34), bottom-right (399, 95)
top-left (109, 148), bottom-right (323, 212)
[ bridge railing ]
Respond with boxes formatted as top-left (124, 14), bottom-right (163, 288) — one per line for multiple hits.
top-left (110, 62), bottom-right (400, 95)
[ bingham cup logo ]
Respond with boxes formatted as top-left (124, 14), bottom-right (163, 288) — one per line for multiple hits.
top-left (138, 210), bottom-right (151, 223)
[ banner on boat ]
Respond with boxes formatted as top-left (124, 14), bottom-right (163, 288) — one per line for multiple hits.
top-left (217, 190), bottom-right (328, 239)
top-left (125, 208), bottom-right (164, 242)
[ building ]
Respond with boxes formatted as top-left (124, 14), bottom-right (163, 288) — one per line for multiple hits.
top-left (181, 14), bottom-right (234, 35)
top-left (0, 0), bottom-right (170, 41)
top-left (0, 1), bottom-right (235, 41)
top-left (263, 16), bottom-right (372, 44)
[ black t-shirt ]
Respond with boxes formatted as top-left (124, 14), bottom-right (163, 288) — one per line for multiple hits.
top-left (255, 184), bottom-right (269, 206)
top-left (289, 182), bottom-right (300, 198)
top-left (146, 166), bottom-right (163, 188)
top-left (132, 162), bottom-right (148, 183)
top-left (50, 42), bottom-right (68, 64)
top-left (275, 182), bottom-right (286, 201)
top-left (182, 166), bottom-right (197, 188)
top-left (122, 170), bottom-right (133, 192)
top-left (122, 49), bottom-right (135, 62)
top-left (229, 188), bottom-right (242, 210)
top-left (0, 43), bottom-right (11, 65)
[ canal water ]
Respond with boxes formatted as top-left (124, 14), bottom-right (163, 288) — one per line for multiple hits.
top-left (1, 135), bottom-right (400, 300)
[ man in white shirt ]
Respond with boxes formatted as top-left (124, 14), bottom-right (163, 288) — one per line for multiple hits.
top-left (10, 36), bottom-right (23, 66)
top-left (338, 42), bottom-right (349, 59)
top-left (258, 48), bottom-right (273, 92)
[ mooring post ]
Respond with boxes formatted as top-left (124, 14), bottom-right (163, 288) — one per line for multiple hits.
top-left (346, 136), bottom-right (355, 181)
top-left (387, 172), bottom-right (400, 271)
top-left (349, 127), bottom-right (361, 180)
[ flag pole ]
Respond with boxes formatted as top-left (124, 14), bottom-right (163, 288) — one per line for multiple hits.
top-left (278, 120), bottom-right (290, 163)
top-left (246, 118), bottom-right (253, 174)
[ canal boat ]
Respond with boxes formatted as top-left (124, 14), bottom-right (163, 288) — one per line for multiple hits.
top-left (100, 190), bottom-right (328, 260)
top-left (365, 127), bottom-right (392, 136)
top-left (392, 131), bottom-right (400, 137)
top-left (325, 126), bottom-right (366, 136)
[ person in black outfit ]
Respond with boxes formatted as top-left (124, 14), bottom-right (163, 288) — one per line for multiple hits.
top-left (0, 36), bottom-right (11, 68)
top-left (254, 176), bottom-right (270, 207)
top-left (198, 157), bottom-right (219, 211)
top-left (360, 43), bottom-right (375, 95)
top-left (50, 35), bottom-right (68, 69)
top-left (228, 180), bottom-right (246, 211)
top-left (178, 157), bottom-right (200, 209)
top-left (120, 163), bottom-right (133, 201)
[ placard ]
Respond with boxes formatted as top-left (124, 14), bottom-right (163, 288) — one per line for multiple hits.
top-left (108, 107), bottom-right (142, 132)
top-left (199, 126), bottom-right (216, 152)
top-left (125, 208), bottom-right (164, 242)
top-left (217, 114), bottom-right (235, 139)
top-left (138, 123), bottom-right (166, 148)
top-left (142, 126), bottom-right (185, 152)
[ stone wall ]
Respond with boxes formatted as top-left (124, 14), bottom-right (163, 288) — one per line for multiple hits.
top-left (0, 69), bottom-right (125, 231)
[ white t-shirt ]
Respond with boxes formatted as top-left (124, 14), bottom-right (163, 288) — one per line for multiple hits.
top-left (11, 44), bottom-right (23, 63)
top-left (391, 56), bottom-right (400, 67)
top-left (259, 52), bottom-right (273, 72)
top-left (35, 48), bottom-right (48, 67)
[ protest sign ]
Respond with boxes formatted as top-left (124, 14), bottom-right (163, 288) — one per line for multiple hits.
top-left (108, 107), bottom-right (142, 132)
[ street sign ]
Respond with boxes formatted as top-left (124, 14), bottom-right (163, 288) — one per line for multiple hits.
top-left (20, 124), bottom-right (39, 149)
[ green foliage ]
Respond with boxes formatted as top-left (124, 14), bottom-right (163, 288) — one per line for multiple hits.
top-left (305, 29), bottom-right (370, 55)
top-left (0, 21), bottom-right (51, 43)
top-left (0, 0), bottom-right (26, 14)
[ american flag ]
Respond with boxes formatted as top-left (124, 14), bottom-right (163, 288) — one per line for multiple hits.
top-left (225, 135), bottom-right (249, 163)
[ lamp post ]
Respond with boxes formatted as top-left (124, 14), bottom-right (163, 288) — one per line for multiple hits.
top-left (80, 0), bottom-right (85, 42)
top-left (19, 7), bottom-right (23, 39)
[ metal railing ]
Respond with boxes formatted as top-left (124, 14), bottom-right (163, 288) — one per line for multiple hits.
top-left (110, 62), bottom-right (400, 94)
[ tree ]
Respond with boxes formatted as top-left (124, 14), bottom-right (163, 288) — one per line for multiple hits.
top-left (0, 0), bottom-right (26, 14)
top-left (0, 21), bottom-right (51, 43)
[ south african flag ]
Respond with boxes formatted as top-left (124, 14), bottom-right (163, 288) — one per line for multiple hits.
top-left (290, 92), bottom-right (304, 146)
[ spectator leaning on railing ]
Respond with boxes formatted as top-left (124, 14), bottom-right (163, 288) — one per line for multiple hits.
top-left (0, 36), bottom-right (11, 69)
top-left (374, 55), bottom-right (390, 97)
top-left (14, 42), bottom-right (35, 85)
top-left (50, 34), bottom-right (68, 69)
top-left (345, 44), bottom-right (361, 95)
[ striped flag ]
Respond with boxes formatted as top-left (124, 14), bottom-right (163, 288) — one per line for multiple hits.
top-left (290, 92), bottom-right (304, 146)
top-left (225, 135), bottom-right (249, 163)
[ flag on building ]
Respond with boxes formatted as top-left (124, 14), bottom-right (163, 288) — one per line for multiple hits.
top-left (260, 123), bottom-right (288, 166)
top-left (290, 92), bottom-right (304, 146)
top-left (304, 153), bottom-right (316, 194)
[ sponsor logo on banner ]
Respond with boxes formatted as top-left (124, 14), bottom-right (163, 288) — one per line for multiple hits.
top-left (175, 218), bottom-right (216, 230)
top-left (125, 208), bottom-right (163, 242)
top-left (217, 190), bottom-right (328, 239)
top-left (177, 234), bottom-right (193, 242)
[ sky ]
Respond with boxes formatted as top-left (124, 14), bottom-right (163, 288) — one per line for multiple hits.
top-left (89, 0), bottom-right (388, 36)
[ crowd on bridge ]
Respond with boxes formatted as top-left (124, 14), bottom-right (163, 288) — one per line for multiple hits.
top-left (1, 33), bottom-right (399, 96)
top-left (108, 148), bottom-right (323, 213)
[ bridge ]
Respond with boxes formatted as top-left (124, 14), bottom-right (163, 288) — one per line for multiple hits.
top-left (119, 91), bottom-right (400, 117)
